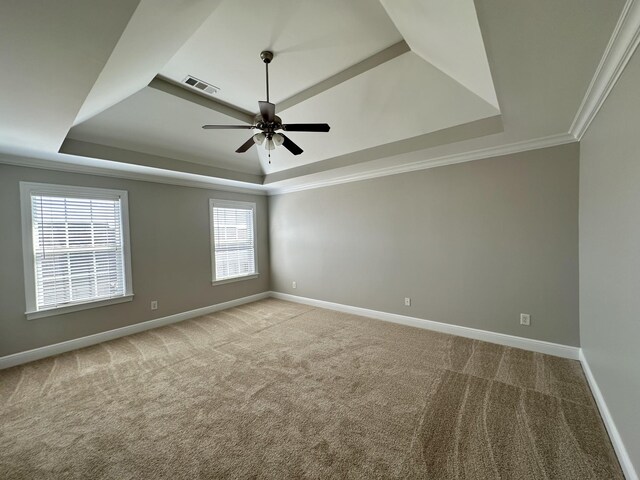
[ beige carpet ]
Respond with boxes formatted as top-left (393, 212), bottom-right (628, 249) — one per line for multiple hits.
top-left (0, 299), bottom-right (622, 479)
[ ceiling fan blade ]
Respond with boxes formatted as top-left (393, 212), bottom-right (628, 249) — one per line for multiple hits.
top-left (282, 123), bottom-right (330, 132)
top-left (281, 134), bottom-right (303, 155)
top-left (235, 136), bottom-right (256, 153)
top-left (202, 125), bottom-right (253, 129)
top-left (259, 101), bottom-right (276, 123)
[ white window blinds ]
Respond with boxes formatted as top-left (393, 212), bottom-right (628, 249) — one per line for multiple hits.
top-left (30, 193), bottom-right (127, 310)
top-left (211, 201), bottom-right (257, 281)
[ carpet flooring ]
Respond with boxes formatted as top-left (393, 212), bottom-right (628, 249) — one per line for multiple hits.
top-left (0, 299), bottom-right (622, 479)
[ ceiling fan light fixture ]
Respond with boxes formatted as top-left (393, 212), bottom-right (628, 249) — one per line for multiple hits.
top-left (265, 138), bottom-right (276, 151)
top-left (273, 133), bottom-right (284, 146)
top-left (253, 132), bottom-right (266, 145)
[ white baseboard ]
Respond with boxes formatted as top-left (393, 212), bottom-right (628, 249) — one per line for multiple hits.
top-left (272, 292), bottom-right (635, 477)
top-left (2, 290), bottom-right (633, 476)
top-left (0, 291), bottom-right (270, 370)
top-left (579, 350), bottom-right (638, 480)
top-left (270, 292), bottom-right (580, 360)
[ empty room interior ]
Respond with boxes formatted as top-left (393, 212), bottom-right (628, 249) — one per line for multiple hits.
top-left (1, 0), bottom-right (640, 478)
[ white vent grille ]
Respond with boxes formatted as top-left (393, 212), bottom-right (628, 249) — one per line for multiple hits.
top-left (183, 75), bottom-right (219, 95)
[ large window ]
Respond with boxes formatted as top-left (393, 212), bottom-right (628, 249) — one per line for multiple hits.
top-left (210, 199), bottom-right (258, 283)
top-left (20, 183), bottom-right (133, 319)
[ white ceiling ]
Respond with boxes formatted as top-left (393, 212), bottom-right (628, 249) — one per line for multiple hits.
top-left (160, 0), bottom-right (403, 112)
top-left (69, 51), bottom-right (499, 175)
top-left (68, 87), bottom-right (263, 175)
top-left (74, 0), bottom-right (224, 125)
top-left (269, 51), bottom-right (499, 173)
top-left (0, 0), bottom-right (139, 151)
top-left (0, 0), bottom-right (628, 194)
top-left (380, 0), bottom-right (498, 109)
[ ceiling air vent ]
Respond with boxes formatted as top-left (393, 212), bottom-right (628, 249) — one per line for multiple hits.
top-left (183, 75), bottom-right (219, 95)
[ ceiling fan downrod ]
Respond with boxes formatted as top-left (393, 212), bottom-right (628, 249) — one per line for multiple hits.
top-left (261, 51), bottom-right (274, 161)
top-left (260, 50), bottom-right (273, 103)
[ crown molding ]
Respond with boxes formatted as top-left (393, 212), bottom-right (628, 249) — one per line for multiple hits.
top-left (267, 133), bottom-right (577, 195)
top-left (570, 0), bottom-right (640, 140)
top-left (59, 138), bottom-right (263, 185)
top-left (2, 132), bottom-right (577, 198)
top-left (0, 152), bottom-right (268, 195)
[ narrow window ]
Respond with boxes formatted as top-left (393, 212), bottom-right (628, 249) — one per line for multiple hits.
top-left (210, 200), bottom-right (258, 283)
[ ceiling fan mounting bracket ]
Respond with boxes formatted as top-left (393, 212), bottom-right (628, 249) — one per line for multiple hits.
top-left (260, 51), bottom-right (273, 64)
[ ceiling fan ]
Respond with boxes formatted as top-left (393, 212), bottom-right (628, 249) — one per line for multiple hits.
top-left (202, 51), bottom-right (330, 160)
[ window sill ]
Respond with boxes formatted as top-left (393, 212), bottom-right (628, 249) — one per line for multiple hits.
top-left (212, 273), bottom-right (259, 286)
top-left (26, 294), bottom-right (134, 320)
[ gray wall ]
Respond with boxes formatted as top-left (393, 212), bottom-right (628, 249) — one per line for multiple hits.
top-left (270, 143), bottom-right (580, 346)
top-left (0, 163), bottom-right (270, 356)
top-left (580, 47), bottom-right (640, 471)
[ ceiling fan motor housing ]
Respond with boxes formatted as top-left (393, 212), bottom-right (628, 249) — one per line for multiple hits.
top-left (255, 114), bottom-right (282, 133)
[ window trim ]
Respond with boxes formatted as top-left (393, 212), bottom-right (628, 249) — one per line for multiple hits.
top-left (20, 182), bottom-right (134, 320)
top-left (209, 199), bottom-right (259, 285)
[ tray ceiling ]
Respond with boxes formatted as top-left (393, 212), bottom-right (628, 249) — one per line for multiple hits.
top-left (0, 0), bottom-right (627, 193)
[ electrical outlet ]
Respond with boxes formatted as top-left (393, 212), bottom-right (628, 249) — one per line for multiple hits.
top-left (151, 300), bottom-right (158, 311)
top-left (292, 281), bottom-right (297, 289)
top-left (404, 297), bottom-right (411, 306)
top-left (520, 313), bottom-right (530, 326)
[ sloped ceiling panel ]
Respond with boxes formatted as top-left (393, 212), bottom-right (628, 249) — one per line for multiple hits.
top-left (160, 0), bottom-right (403, 112)
top-left (68, 87), bottom-right (263, 175)
top-left (265, 52), bottom-right (500, 173)
top-left (380, 0), bottom-right (499, 109)
top-left (0, 0), bottom-right (140, 152)
top-left (74, 0), bottom-right (224, 125)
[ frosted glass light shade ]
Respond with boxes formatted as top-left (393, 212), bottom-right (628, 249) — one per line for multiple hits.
top-left (253, 132), bottom-right (266, 145)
